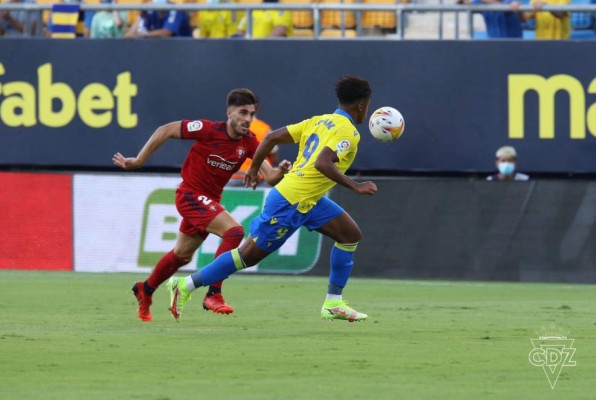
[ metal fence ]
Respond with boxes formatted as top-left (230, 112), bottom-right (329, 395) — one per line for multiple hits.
top-left (0, 2), bottom-right (595, 39)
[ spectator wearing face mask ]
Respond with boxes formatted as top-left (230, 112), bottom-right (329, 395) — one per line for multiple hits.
top-left (90, 0), bottom-right (128, 38)
top-left (125, 0), bottom-right (192, 38)
top-left (486, 146), bottom-right (530, 181)
top-left (234, 0), bottom-right (293, 38)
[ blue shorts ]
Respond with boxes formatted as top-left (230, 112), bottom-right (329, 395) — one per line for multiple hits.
top-left (249, 188), bottom-right (344, 252)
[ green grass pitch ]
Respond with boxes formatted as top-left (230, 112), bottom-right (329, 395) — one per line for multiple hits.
top-left (0, 270), bottom-right (594, 400)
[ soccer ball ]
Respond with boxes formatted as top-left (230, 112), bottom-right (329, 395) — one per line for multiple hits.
top-left (369, 107), bottom-right (405, 142)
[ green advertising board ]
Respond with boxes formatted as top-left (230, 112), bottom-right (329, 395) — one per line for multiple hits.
top-left (139, 187), bottom-right (321, 273)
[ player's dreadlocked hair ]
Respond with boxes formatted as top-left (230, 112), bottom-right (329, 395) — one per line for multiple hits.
top-left (335, 76), bottom-right (371, 105)
top-left (227, 88), bottom-right (258, 108)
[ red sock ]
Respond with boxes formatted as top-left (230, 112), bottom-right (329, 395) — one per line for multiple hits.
top-left (209, 226), bottom-right (245, 290)
top-left (146, 250), bottom-right (189, 290)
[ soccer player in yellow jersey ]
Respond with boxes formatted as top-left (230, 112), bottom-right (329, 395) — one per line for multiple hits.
top-left (168, 76), bottom-right (377, 322)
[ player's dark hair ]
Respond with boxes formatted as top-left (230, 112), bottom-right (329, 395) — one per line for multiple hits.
top-left (335, 76), bottom-right (371, 105)
top-left (227, 88), bottom-right (258, 108)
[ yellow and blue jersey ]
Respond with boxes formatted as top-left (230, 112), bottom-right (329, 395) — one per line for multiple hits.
top-left (275, 109), bottom-right (360, 213)
top-left (49, 3), bottom-right (85, 39)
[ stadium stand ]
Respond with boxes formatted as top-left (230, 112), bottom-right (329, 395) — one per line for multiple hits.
top-left (117, 0), bottom-right (147, 26)
top-left (280, 0), bottom-right (313, 29)
top-left (292, 27), bottom-right (315, 37)
top-left (361, 0), bottom-right (397, 31)
top-left (570, 0), bottom-right (596, 38)
top-left (11, 0), bottom-right (596, 39)
top-left (320, 27), bottom-right (357, 36)
top-left (320, 0), bottom-right (356, 29)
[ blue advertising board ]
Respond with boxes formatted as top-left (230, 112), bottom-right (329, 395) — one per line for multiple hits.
top-left (0, 40), bottom-right (594, 173)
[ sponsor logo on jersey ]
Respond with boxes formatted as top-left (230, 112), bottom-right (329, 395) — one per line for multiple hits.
top-left (207, 154), bottom-right (238, 171)
top-left (187, 120), bottom-right (203, 132)
top-left (336, 140), bottom-right (350, 154)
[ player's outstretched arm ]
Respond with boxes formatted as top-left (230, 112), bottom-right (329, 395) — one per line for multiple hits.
top-left (245, 128), bottom-right (294, 189)
top-left (259, 159), bottom-right (292, 187)
top-left (113, 121), bottom-right (182, 170)
top-left (314, 147), bottom-right (377, 195)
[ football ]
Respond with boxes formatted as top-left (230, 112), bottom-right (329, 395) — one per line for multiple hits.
top-left (369, 107), bottom-right (405, 142)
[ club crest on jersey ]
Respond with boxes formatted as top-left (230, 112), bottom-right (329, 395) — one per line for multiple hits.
top-left (187, 120), bottom-right (203, 132)
top-left (336, 140), bottom-right (350, 154)
top-left (236, 147), bottom-right (246, 158)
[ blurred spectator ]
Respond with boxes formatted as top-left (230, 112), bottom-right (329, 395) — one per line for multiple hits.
top-left (234, 0), bottom-right (293, 38)
top-left (469, 0), bottom-right (525, 38)
top-left (197, 0), bottom-right (240, 38)
top-left (523, 0), bottom-right (571, 39)
top-left (90, 0), bottom-right (128, 38)
top-left (487, 146), bottom-right (530, 181)
top-left (125, 0), bottom-right (192, 38)
top-left (47, 0), bottom-right (87, 38)
top-left (0, 0), bottom-right (36, 36)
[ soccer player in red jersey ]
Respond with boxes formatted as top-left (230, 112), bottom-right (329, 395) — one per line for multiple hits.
top-left (113, 88), bottom-right (291, 322)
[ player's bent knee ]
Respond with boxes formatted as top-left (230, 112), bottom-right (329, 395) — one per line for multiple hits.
top-left (223, 225), bottom-right (245, 242)
top-left (342, 226), bottom-right (362, 244)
